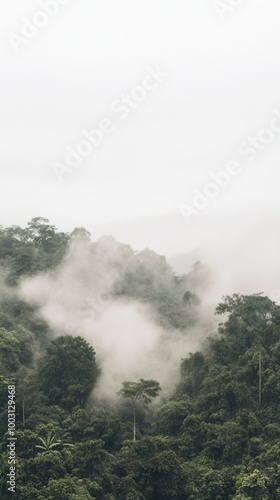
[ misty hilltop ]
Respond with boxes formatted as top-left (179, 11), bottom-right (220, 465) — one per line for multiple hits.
top-left (0, 217), bottom-right (211, 330)
top-left (0, 217), bottom-right (215, 401)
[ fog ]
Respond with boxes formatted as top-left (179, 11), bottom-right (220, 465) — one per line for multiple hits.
top-left (19, 238), bottom-right (216, 402)
top-left (1, 1), bottom-right (279, 403)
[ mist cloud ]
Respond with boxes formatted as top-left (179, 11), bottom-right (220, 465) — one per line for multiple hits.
top-left (19, 238), bottom-right (215, 402)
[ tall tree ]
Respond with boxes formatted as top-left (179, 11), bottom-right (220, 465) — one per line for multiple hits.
top-left (118, 379), bottom-right (161, 441)
top-left (39, 336), bottom-right (99, 410)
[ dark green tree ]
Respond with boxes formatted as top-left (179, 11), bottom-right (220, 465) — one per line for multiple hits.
top-left (39, 336), bottom-right (99, 410)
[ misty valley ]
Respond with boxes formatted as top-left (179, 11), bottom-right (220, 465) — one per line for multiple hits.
top-left (0, 218), bottom-right (280, 499)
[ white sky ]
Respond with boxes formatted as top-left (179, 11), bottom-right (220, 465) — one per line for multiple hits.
top-left (1, 0), bottom-right (280, 289)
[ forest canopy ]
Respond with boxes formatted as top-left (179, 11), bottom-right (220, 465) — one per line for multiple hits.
top-left (0, 218), bottom-right (280, 499)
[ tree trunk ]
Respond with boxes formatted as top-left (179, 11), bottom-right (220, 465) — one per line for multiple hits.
top-left (133, 410), bottom-right (136, 441)
top-left (22, 398), bottom-right (25, 427)
top-left (259, 352), bottom-right (262, 407)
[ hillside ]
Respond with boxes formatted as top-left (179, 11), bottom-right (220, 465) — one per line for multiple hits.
top-left (0, 218), bottom-right (280, 499)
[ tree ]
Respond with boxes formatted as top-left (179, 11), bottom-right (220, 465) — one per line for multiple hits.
top-left (37, 477), bottom-right (94, 500)
top-left (115, 436), bottom-right (186, 499)
top-left (215, 294), bottom-right (279, 354)
top-left (70, 227), bottom-right (91, 242)
top-left (36, 432), bottom-right (62, 452)
top-left (179, 351), bottom-right (208, 397)
top-left (118, 379), bottom-right (161, 441)
top-left (0, 327), bottom-right (21, 374)
top-left (39, 336), bottom-right (99, 410)
top-left (35, 431), bottom-right (73, 455)
top-left (234, 469), bottom-right (269, 499)
top-left (70, 439), bottom-right (111, 479)
top-left (158, 400), bottom-right (193, 436)
top-left (19, 450), bottom-right (67, 489)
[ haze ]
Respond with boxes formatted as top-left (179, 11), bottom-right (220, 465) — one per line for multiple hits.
top-left (1, 0), bottom-right (279, 296)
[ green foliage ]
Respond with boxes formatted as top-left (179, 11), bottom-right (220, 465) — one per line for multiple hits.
top-left (36, 432), bottom-right (63, 452)
top-left (115, 437), bottom-right (186, 499)
top-left (38, 335), bottom-right (99, 410)
top-left (158, 399), bottom-right (193, 435)
top-left (0, 327), bottom-right (21, 373)
top-left (70, 439), bottom-right (111, 479)
top-left (111, 245), bottom-right (203, 330)
top-left (0, 217), bottom-right (69, 284)
top-left (234, 468), bottom-right (270, 499)
top-left (178, 351), bottom-right (208, 398)
top-left (19, 450), bottom-right (67, 488)
top-left (118, 379), bottom-right (161, 441)
top-left (118, 379), bottom-right (161, 406)
top-left (63, 407), bottom-right (124, 450)
top-left (16, 430), bottom-right (39, 459)
top-left (37, 476), bottom-right (94, 499)
top-left (1, 220), bottom-right (280, 498)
